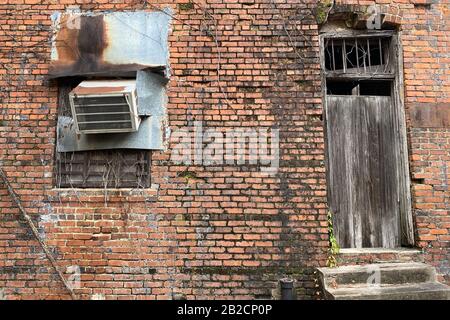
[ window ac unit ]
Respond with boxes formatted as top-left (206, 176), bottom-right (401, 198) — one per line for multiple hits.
top-left (69, 80), bottom-right (140, 134)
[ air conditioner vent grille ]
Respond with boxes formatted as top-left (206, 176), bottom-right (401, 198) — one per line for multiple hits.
top-left (78, 121), bottom-right (133, 131)
top-left (69, 80), bottom-right (140, 134)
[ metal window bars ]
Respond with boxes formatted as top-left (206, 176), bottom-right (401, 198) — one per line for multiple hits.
top-left (324, 37), bottom-right (392, 75)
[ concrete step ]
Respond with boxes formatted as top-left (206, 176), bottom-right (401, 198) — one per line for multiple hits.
top-left (326, 282), bottom-right (450, 300)
top-left (337, 248), bottom-right (424, 266)
top-left (319, 262), bottom-right (436, 288)
top-left (318, 262), bottom-right (450, 300)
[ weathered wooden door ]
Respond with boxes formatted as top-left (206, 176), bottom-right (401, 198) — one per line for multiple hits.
top-left (326, 95), bottom-right (409, 248)
top-left (321, 32), bottom-right (414, 248)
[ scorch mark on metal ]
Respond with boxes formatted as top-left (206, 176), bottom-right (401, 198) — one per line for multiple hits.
top-left (49, 10), bottom-right (171, 78)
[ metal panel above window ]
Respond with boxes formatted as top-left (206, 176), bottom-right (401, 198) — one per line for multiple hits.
top-left (49, 11), bottom-right (171, 78)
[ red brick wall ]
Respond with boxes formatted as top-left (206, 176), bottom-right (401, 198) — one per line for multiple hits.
top-left (410, 127), bottom-right (450, 283)
top-left (401, 1), bottom-right (449, 284)
top-left (0, 0), bottom-right (326, 300)
top-left (0, 0), bottom-right (448, 300)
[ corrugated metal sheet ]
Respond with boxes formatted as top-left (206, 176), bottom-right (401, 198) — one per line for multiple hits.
top-left (49, 10), bottom-right (171, 78)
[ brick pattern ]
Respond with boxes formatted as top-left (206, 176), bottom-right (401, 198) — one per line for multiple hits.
top-left (0, 0), bottom-right (448, 299)
top-left (410, 128), bottom-right (450, 283)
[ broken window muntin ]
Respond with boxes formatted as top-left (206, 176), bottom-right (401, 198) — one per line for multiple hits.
top-left (323, 31), bottom-right (395, 80)
top-left (49, 10), bottom-right (171, 79)
top-left (321, 30), bottom-right (396, 98)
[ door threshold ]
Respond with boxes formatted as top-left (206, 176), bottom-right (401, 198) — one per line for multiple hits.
top-left (340, 248), bottom-right (422, 255)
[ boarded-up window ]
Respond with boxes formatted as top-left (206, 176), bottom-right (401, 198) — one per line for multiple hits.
top-left (55, 150), bottom-right (151, 188)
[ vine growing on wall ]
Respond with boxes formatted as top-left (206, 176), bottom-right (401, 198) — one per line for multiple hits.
top-left (0, 0), bottom-right (325, 299)
top-left (315, 0), bottom-right (335, 25)
top-left (326, 210), bottom-right (340, 268)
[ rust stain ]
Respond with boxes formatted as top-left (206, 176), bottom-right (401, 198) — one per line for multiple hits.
top-left (72, 85), bottom-right (128, 95)
top-left (53, 15), bottom-right (80, 64)
top-left (49, 15), bottom-right (158, 78)
top-left (50, 15), bottom-right (108, 77)
top-left (75, 15), bottom-right (108, 72)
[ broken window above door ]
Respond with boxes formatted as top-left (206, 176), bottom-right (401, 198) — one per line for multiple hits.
top-left (322, 32), bottom-right (397, 98)
top-left (326, 80), bottom-right (392, 96)
top-left (324, 36), bottom-right (394, 78)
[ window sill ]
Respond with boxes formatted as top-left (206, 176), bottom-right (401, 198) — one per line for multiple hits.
top-left (46, 186), bottom-right (159, 203)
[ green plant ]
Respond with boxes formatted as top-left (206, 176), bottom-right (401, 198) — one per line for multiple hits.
top-left (178, 2), bottom-right (194, 11)
top-left (178, 170), bottom-right (203, 184)
top-left (326, 210), bottom-right (340, 267)
top-left (315, 0), bottom-right (333, 25)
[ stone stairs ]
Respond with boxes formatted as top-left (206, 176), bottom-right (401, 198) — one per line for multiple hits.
top-left (318, 262), bottom-right (450, 300)
top-left (337, 248), bottom-right (424, 266)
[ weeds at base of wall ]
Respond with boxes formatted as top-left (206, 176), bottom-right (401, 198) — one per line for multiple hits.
top-left (326, 210), bottom-right (340, 268)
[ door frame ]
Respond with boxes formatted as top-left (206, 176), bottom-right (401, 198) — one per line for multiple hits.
top-left (319, 29), bottom-right (415, 247)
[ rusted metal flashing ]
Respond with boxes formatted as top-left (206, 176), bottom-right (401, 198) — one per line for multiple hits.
top-left (49, 10), bottom-right (171, 78)
top-left (50, 9), bottom-right (171, 152)
top-left (409, 103), bottom-right (450, 128)
top-left (71, 81), bottom-right (132, 96)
